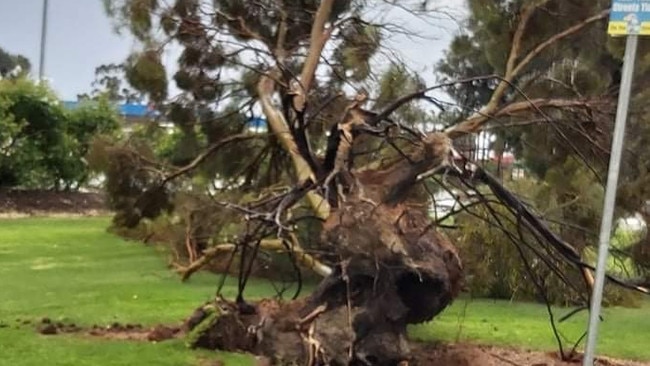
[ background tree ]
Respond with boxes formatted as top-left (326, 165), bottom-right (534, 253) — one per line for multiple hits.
top-left (0, 47), bottom-right (31, 77)
top-left (435, 0), bottom-right (650, 304)
top-left (78, 63), bottom-right (145, 103)
top-left (96, 0), bottom-right (437, 244)
top-left (0, 77), bottom-right (120, 190)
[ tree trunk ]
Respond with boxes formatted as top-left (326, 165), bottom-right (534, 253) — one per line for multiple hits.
top-left (183, 133), bottom-right (464, 365)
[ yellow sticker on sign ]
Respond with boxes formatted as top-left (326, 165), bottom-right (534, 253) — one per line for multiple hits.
top-left (609, 0), bottom-right (650, 36)
top-left (608, 21), bottom-right (650, 35)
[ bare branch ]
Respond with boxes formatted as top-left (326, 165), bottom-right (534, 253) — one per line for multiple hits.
top-left (371, 75), bottom-right (501, 126)
top-left (174, 238), bottom-right (331, 281)
top-left (511, 9), bottom-right (610, 78)
top-left (450, 163), bottom-right (647, 294)
top-left (215, 10), bottom-right (266, 42)
top-left (505, 2), bottom-right (540, 77)
top-left (495, 98), bottom-right (603, 117)
top-left (446, 98), bottom-right (606, 138)
top-left (256, 72), bottom-right (331, 219)
top-left (275, 9), bottom-right (289, 58)
top-left (162, 133), bottom-right (264, 185)
top-left (295, 0), bottom-right (335, 111)
top-left (445, 8), bottom-right (610, 139)
top-left (174, 243), bottom-right (236, 281)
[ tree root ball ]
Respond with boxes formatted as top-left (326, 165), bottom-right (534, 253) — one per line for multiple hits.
top-left (185, 202), bottom-right (463, 365)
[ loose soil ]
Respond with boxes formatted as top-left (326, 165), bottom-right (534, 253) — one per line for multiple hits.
top-left (0, 189), bottom-right (109, 217)
top-left (34, 318), bottom-right (181, 342)
top-left (31, 318), bottom-right (648, 365)
top-left (411, 342), bottom-right (649, 366)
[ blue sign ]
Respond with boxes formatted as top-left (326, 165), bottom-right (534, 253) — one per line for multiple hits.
top-left (245, 117), bottom-right (268, 132)
top-left (609, 0), bottom-right (650, 35)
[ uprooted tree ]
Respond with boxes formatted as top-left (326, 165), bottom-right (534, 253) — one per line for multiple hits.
top-left (97, 0), bottom-right (650, 364)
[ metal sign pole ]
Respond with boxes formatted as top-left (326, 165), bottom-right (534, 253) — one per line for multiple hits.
top-left (583, 34), bottom-right (638, 366)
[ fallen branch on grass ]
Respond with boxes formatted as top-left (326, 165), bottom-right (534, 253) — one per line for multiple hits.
top-left (173, 239), bottom-right (331, 282)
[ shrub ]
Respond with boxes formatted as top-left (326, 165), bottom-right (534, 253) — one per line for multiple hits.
top-left (0, 78), bottom-right (119, 189)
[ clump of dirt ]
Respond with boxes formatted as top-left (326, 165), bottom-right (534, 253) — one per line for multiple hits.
top-left (0, 189), bottom-right (108, 216)
top-left (87, 322), bottom-right (181, 342)
top-left (36, 317), bottom-right (82, 335)
top-left (184, 301), bottom-right (255, 352)
top-left (34, 318), bottom-right (181, 342)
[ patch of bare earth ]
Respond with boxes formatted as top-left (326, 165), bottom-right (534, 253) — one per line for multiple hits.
top-left (35, 318), bottom-right (181, 342)
top-left (0, 189), bottom-right (110, 217)
top-left (411, 343), bottom-right (650, 366)
top-left (32, 318), bottom-right (648, 365)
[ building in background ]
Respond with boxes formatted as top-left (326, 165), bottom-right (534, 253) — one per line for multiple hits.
top-left (62, 100), bottom-right (160, 123)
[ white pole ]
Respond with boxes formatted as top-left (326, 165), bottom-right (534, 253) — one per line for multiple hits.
top-left (38, 0), bottom-right (49, 80)
top-left (583, 34), bottom-right (638, 366)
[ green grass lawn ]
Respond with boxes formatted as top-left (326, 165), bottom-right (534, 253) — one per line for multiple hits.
top-left (1, 217), bottom-right (649, 365)
top-left (0, 217), bottom-right (268, 366)
top-left (410, 297), bottom-right (650, 361)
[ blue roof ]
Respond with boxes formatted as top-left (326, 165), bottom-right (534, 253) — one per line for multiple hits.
top-left (63, 101), bottom-right (160, 118)
top-left (119, 103), bottom-right (153, 117)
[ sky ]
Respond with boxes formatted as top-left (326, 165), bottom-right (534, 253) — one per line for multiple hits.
top-left (0, 1), bottom-right (466, 101)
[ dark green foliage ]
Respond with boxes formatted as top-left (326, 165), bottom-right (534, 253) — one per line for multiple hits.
top-left (333, 22), bottom-right (382, 81)
top-left (213, 0), bottom-right (351, 49)
top-left (438, 0), bottom-right (615, 114)
top-left (100, 1), bottom-right (636, 313)
top-left (173, 69), bottom-right (194, 91)
top-left (450, 178), bottom-right (639, 306)
top-left (78, 63), bottom-right (144, 103)
top-left (172, 0), bottom-right (198, 18)
top-left (436, 34), bottom-right (494, 114)
top-left (125, 51), bottom-right (168, 102)
top-left (128, 0), bottom-right (158, 40)
top-left (374, 63), bottom-right (427, 123)
top-left (67, 100), bottom-right (121, 153)
top-left (87, 135), bottom-right (173, 228)
top-left (0, 47), bottom-right (31, 76)
top-left (168, 102), bottom-right (194, 127)
top-left (0, 78), bottom-right (119, 189)
top-left (436, 0), bottom-right (650, 304)
top-left (160, 9), bottom-right (177, 35)
top-left (100, 0), bottom-right (377, 196)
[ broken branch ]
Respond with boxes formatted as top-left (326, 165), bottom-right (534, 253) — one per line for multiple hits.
top-left (175, 238), bottom-right (331, 282)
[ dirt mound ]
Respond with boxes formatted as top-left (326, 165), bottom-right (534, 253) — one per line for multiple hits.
top-left (0, 189), bottom-right (108, 216)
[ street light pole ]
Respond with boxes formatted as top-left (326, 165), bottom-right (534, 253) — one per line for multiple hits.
top-left (583, 34), bottom-right (638, 366)
top-left (38, 0), bottom-right (49, 80)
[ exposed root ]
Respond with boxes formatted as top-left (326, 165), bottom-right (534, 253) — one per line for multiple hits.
top-left (302, 322), bottom-right (324, 366)
top-left (298, 304), bottom-right (327, 329)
